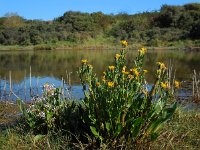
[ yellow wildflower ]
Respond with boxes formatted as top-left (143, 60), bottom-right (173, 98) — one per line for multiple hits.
top-left (96, 82), bottom-right (100, 87)
top-left (81, 59), bottom-right (88, 64)
top-left (157, 62), bottom-right (167, 70)
top-left (107, 81), bottom-right (114, 87)
top-left (120, 40), bottom-right (128, 47)
top-left (122, 66), bottom-right (126, 72)
top-left (138, 47), bottom-right (147, 55)
top-left (174, 80), bottom-right (180, 89)
top-left (161, 82), bottom-right (169, 89)
top-left (103, 72), bottom-right (106, 75)
top-left (115, 54), bottom-right (121, 59)
top-left (130, 68), bottom-right (140, 77)
top-left (108, 66), bottom-right (115, 71)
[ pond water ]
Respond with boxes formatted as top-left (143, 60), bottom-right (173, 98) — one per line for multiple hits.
top-left (0, 49), bottom-right (199, 101)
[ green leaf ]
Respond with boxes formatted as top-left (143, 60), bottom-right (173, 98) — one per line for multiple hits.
top-left (131, 117), bottom-right (144, 137)
top-left (113, 124), bottom-right (122, 137)
top-left (105, 122), bottom-right (111, 132)
top-left (90, 126), bottom-right (99, 137)
top-left (47, 112), bottom-right (53, 121)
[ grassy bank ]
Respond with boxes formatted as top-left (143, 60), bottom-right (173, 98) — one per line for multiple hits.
top-left (0, 105), bottom-right (199, 149)
top-left (0, 38), bottom-right (200, 51)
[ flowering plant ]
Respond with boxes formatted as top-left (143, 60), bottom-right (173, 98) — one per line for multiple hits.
top-left (79, 41), bottom-right (177, 147)
top-left (17, 83), bottom-right (82, 134)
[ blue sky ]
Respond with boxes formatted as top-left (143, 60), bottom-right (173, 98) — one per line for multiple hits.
top-left (0, 0), bottom-right (199, 20)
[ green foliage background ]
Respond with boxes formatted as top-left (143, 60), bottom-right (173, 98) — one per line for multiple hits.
top-left (0, 3), bottom-right (200, 46)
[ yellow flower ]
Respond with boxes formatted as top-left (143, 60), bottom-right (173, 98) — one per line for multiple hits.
top-left (143, 69), bottom-right (148, 74)
top-left (122, 66), bottom-right (126, 72)
top-left (107, 81), bottom-right (114, 87)
top-left (157, 62), bottom-right (167, 70)
top-left (81, 59), bottom-right (88, 64)
top-left (174, 80), bottom-right (180, 89)
top-left (120, 40), bottom-right (128, 47)
top-left (115, 54), bottom-right (121, 59)
top-left (138, 47), bottom-right (147, 55)
top-left (103, 72), bottom-right (106, 75)
top-left (161, 82), bottom-right (169, 89)
top-left (96, 82), bottom-right (100, 87)
top-left (108, 66), bottom-right (115, 71)
top-left (130, 68), bottom-right (140, 77)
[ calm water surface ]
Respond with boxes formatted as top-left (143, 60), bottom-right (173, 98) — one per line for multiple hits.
top-left (0, 49), bottom-right (199, 100)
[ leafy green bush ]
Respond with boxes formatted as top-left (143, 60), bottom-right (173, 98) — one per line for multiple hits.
top-left (79, 41), bottom-right (178, 148)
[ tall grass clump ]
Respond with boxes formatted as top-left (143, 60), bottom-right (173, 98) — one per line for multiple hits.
top-left (78, 40), bottom-right (178, 148)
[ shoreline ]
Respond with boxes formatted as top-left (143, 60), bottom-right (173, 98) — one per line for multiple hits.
top-left (0, 44), bottom-right (200, 51)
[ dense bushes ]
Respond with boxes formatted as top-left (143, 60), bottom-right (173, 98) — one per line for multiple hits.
top-left (0, 3), bottom-right (200, 46)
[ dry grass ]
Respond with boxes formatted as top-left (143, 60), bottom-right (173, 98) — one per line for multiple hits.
top-left (149, 107), bottom-right (200, 150)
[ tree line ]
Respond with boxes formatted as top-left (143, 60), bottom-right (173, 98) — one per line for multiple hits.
top-left (0, 3), bottom-right (199, 46)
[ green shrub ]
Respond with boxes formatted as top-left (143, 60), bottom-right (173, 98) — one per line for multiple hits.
top-left (78, 41), bottom-right (178, 148)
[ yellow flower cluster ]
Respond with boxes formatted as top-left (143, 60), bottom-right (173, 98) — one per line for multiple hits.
top-left (107, 81), bottom-right (114, 87)
top-left (120, 40), bottom-right (128, 47)
top-left (109, 66), bottom-right (115, 71)
top-left (138, 47), bottom-right (147, 55)
top-left (81, 59), bottom-right (88, 64)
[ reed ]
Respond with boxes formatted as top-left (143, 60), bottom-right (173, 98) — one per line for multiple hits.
top-left (192, 70), bottom-right (200, 102)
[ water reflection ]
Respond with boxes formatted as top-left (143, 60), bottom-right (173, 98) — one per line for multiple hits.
top-left (0, 49), bottom-right (199, 100)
